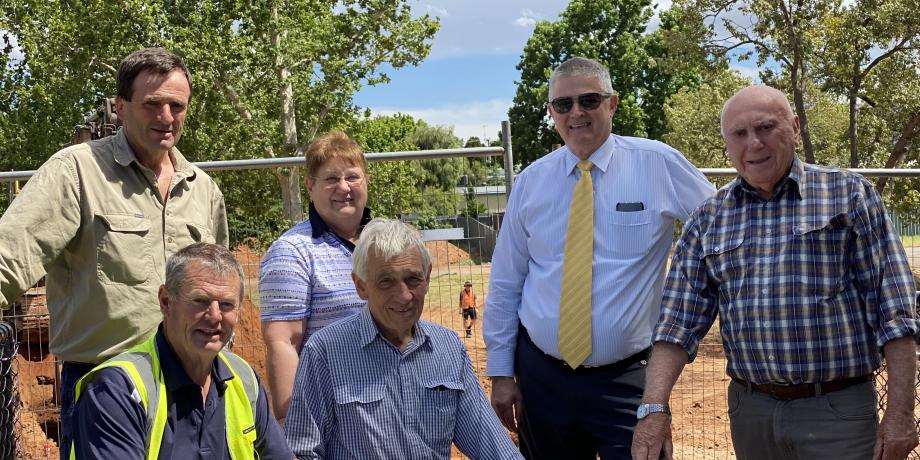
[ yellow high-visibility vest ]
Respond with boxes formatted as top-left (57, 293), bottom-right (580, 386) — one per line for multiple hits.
top-left (71, 334), bottom-right (259, 459)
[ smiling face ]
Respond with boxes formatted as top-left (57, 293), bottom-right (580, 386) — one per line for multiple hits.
top-left (721, 86), bottom-right (800, 199)
top-left (116, 69), bottom-right (191, 161)
top-left (548, 74), bottom-right (618, 160)
top-left (160, 262), bottom-right (240, 365)
top-left (307, 157), bottom-right (368, 235)
top-left (353, 247), bottom-right (431, 349)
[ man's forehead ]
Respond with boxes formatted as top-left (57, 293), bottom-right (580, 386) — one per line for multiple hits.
top-left (551, 74), bottom-right (603, 94)
top-left (369, 248), bottom-right (423, 274)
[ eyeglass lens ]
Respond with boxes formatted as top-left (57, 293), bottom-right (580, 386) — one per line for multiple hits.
top-left (320, 174), bottom-right (363, 188)
top-left (551, 93), bottom-right (608, 114)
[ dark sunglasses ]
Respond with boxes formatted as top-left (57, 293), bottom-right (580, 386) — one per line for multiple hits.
top-left (550, 92), bottom-right (612, 114)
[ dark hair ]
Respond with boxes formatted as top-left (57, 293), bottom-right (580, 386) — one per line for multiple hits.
top-left (165, 243), bottom-right (244, 302)
top-left (116, 47), bottom-right (192, 101)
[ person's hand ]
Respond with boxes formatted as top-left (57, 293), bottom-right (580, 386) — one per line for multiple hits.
top-left (873, 411), bottom-right (919, 460)
top-left (490, 377), bottom-right (522, 431)
top-left (631, 413), bottom-right (673, 460)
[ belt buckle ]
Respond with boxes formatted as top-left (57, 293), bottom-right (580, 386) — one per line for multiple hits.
top-left (768, 381), bottom-right (793, 398)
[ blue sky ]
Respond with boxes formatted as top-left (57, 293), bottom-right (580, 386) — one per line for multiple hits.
top-left (355, 0), bottom-right (766, 142)
top-left (355, 0), bottom-right (666, 142)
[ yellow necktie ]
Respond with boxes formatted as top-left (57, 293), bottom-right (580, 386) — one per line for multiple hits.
top-left (558, 160), bottom-right (594, 368)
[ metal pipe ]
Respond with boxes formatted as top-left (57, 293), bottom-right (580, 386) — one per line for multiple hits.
top-left (501, 121), bottom-right (515, 197)
top-left (0, 146), bottom-right (507, 181)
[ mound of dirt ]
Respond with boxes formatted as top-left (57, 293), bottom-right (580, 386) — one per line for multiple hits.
top-left (425, 241), bottom-right (471, 267)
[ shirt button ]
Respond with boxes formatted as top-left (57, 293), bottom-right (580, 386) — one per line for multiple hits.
top-left (761, 288), bottom-right (768, 294)
top-left (764, 321), bottom-right (770, 327)
top-left (167, 236), bottom-right (174, 243)
top-left (715, 245), bottom-right (721, 251)
top-left (768, 355), bottom-right (775, 360)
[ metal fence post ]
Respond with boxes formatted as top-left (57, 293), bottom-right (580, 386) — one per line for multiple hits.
top-left (501, 120), bottom-right (514, 199)
top-left (0, 321), bottom-right (19, 460)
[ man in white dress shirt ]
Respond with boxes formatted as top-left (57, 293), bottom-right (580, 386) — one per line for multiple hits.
top-left (483, 56), bottom-right (715, 459)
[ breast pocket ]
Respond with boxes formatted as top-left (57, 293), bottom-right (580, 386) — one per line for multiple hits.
top-left (96, 213), bottom-right (153, 285)
top-left (418, 379), bottom-right (463, 442)
top-left (186, 222), bottom-right (216, 244)
top-left (332, 383), bottom-right (387, 436)
top-left (605, 210), bottom-right (652, 256)
top-left (792, 214), bottom-right (850, 299)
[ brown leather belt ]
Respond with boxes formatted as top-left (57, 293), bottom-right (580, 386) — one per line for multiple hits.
top-left (732, 375), bottom-right (871, 401)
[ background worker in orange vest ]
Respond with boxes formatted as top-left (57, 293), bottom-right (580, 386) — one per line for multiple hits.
top-left (459, 281), bottom-right (478, 338)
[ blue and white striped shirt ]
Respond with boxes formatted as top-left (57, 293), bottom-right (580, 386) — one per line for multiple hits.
top-left (259, 204), bottom-right (370, 348)
top-left (285, 308), bottom-right (523, 460)
top-left (484, 134), bottom-right (715, 375)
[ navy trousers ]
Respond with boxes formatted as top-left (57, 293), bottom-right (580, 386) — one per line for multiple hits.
top-left (59, 361), bottom-right (96, 460)
top-left (514, 327), bottom-right (649, 460)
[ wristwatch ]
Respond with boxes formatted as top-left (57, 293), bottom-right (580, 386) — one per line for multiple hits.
top-left (636, 403), bottom-right (671, 420)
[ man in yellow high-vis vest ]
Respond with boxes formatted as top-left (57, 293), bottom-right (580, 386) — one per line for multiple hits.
top-left (70, 243), bottom-right (292, 459)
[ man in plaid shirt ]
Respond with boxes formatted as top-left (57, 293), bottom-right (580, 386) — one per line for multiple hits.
top-left (632, 86), bottom-right (919, 460)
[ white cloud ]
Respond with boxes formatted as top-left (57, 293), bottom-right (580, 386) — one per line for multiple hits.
top-left (368, 99), bottom-right (513, 141)
top-left (513, 8), bottom-right (541, 28)
top-left (425, 4), bottom-right (449, 17)
top-left (514, 16), bottom-right (537, 27)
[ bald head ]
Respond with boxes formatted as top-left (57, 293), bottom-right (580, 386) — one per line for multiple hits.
top-left (720, 85), bottom-right (800, 199)
top-left (720, 86), bottom-right (794, 137)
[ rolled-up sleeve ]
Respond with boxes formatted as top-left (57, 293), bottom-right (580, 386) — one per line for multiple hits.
top-left (654, 215), bottom-right (720, 362)
top-left (851, 179), bottom-right (919, 346)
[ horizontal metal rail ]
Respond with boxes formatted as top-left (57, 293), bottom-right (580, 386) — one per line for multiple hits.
top-left (0, 146), bottom-right (506, 182)
top-left (4, 153), bottom-right (920, 182)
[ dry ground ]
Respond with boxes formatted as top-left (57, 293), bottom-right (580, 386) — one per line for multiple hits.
top-left (11, 241), bottom-right (920, 459)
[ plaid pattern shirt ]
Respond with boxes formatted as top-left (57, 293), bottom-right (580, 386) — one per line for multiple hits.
top-left (655, 157), bottom-right (919, 384)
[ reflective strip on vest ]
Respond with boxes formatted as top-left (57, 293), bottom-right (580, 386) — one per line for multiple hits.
top-left (72, 334), bottom-right (259, 459)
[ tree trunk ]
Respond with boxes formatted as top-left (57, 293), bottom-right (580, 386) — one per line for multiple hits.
top-left (848, 87), bottom-right (859, 168)
top-left (273, 3), bottom-right (303, 223)
top-left (876, 112), bottom-right (920, 194)
top-left (790, 53), bottom-right (815, 163)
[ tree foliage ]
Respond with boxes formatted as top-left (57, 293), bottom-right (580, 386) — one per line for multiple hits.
top-left (0, 0), bottom-right (438, 245)
top-left (508, 0), bottom-right (704, 166)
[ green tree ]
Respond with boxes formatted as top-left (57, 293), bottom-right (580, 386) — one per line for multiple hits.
top-left (0, 0), bottom-right (438, 243)
top-left (663, 69), bottom-right (749, 169)
top-left (352, 114), bottom-right (422, 219)
top-left (815, 0), bottom-right (920, 167)
top-left (508, 0), bottom-right (702, 166)
top-left (668, 0), bottom-right (840, 163)
top-left (464, 136), bottom-right (484, 148)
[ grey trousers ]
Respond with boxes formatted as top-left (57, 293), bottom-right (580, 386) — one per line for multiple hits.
top-left (727, 379), bottom-right (878, 460)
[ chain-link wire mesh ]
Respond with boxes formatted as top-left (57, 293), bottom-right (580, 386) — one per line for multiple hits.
top-left (0, 321), bottom-right (20, 460)
top-left (2, 160), bottom-right (920, 459)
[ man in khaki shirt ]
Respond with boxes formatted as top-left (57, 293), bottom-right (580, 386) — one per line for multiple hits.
top-left (0, 47), bottom-right (228, 459)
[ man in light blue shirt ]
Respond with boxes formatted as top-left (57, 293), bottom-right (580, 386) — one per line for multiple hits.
top-left (484, 56), bottom-right (715, 459)
top-left (285, 218), bottom-right (523, 460)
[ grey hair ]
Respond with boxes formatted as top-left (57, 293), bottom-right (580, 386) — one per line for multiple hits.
top-left (352, 218), bottom-right (431, 282)
top-left (548, 56), bottom-right (615, 100)
top-left (165, 243), bottom-right (244, 302)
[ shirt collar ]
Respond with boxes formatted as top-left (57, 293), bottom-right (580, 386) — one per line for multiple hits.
top-left (730, 155), bottom-right (804, 201)
top-left (307, 202), bottom-right (373, 249)
top-left (154, 325), bottom-right (233, 393)
top-left (356, 307), bottom-right (431, 352)
top-left (112, 128), bottom-right (197, 183)
top-left (563, 134), bottom-right (615, 177)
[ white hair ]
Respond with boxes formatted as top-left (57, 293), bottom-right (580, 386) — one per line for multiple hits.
top-left (352, 218), bottom-right (431, 281)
